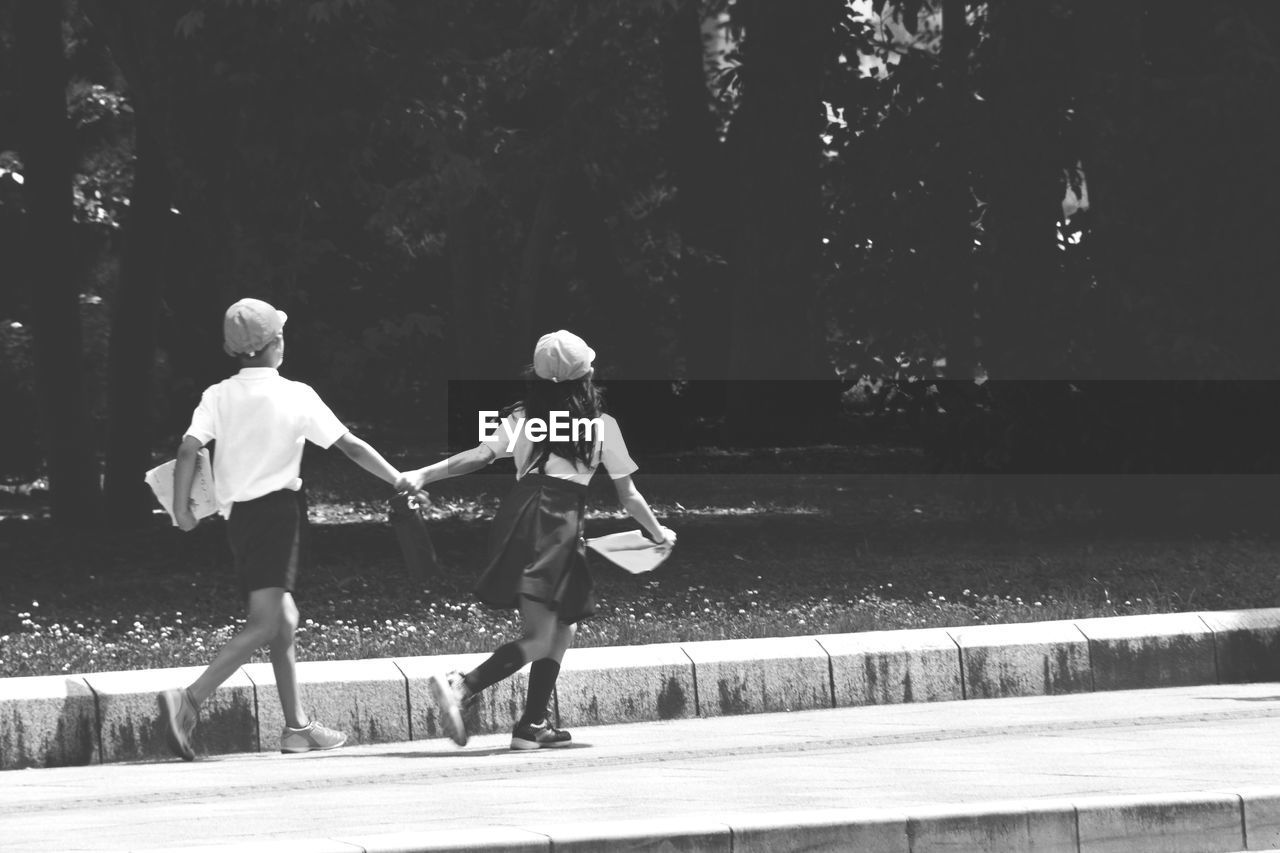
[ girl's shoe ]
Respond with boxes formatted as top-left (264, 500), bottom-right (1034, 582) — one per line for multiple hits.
top-left (511, 719), bottom-right (572, 750)
top-left (429, 671), bottom-right (470, 746)
top-left (280, 721), bottom-right (347, 753)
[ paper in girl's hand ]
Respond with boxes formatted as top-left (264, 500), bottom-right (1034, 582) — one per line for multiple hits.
top-left (586, 527), bottom-right (676, 575)
top-left (144, 449), bottom-right (217, 526)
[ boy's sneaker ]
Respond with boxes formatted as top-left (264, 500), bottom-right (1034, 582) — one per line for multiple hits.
top-left (428, 670), bottom-right (471, 746)
top-left (280, 721), bottom-right (347, 753)
top-left (510, 719), bottom-right (572, 750)
top-left (158, 688), bottom-right (198, 761)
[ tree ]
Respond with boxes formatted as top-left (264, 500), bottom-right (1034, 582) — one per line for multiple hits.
top-left (14, 0), bottom-right (101, 525)
top-left (659, 0), bottom-right (734, 381)
top-left (978, 0), bottom-right (1073, 379)
top-left (938, 0), bottom-right (976, 379)
top-left (722, 0), bottom-right (845, 444)
top-left (726, 0), bottom-right (838, 382)
top-left (79, 0), bottom-right (177, 525)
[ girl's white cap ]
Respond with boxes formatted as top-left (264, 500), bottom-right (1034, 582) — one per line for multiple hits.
top-left (533, 330), bottom-right (595, 382)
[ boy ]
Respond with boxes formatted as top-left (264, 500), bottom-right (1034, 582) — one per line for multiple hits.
top-left (158, 297), bottom-right (402, 760)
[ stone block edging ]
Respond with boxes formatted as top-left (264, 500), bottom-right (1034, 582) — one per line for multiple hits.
top-left (3, 607), bottom-right (1280, 769)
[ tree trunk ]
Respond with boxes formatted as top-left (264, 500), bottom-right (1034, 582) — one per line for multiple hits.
top-left (448, 197), bottom-right (499, 379)
top-left (660, 0), bottom-right (733, 380)
top-left (15, 0), bottom-right (102, 525)
top-left (723, 0), bottom-right (840, 444)
top-left (982, 0), bottom-right (1070, 380)
top-left (511, 169), bottom-right (564, 367)
top-left (81, 0), bottom-right (176, 525)
top-left (1072, 0), bottom-right (1147, 376)
top-left (562, 166), bottom-right (650, 378)
top-left (103, 115), bottom-right (171, 525)
top-left (940, 0), bottom-right (976, 379)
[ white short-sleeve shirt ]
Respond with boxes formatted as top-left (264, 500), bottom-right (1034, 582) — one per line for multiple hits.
top-left (184, 367), bottom-right (349, 516)
top-left (482, 411), bottom-right (638, 485)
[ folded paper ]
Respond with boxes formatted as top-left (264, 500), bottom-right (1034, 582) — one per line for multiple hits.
top-left (144, 449), bottom-right (217, 525)
top-left (586, 528), bottom-right (675, 574)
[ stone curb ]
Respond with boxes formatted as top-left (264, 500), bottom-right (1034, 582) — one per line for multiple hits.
top-left (128, 787), bottom-right (1280, 852)
top-left (3, 607), bottom-right (1279, 769)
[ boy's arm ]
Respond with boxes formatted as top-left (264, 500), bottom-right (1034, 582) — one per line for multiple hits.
top-left (333, 432), bottom-right (401, 486)
top-left (173, 436), bottom-right (203, 532)
top-left (611, 475), bottom-right (675, 548)
top-left (397, 444), bottom-right (495, 492)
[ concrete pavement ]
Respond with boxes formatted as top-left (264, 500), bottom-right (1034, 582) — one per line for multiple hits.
top-left (4, 682), bottom-right (1280, 852)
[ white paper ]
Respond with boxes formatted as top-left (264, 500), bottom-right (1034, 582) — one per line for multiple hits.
top-left (144, 449), bottom-right (218, 526)
top-left (586, 528), bottom-right (675, 575)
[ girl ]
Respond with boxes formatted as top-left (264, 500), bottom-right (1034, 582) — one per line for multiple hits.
top-left (397, 330), bottom-right (674, 749)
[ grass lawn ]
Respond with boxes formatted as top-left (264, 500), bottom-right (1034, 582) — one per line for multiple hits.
top-left (3, 443), bottom-right (1278, 678)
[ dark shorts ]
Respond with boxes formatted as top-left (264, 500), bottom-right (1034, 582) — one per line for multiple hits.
top-left (226, 490), bottom-right (301, 596)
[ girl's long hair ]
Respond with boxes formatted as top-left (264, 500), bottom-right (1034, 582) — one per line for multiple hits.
top-left (507, 367), bottom-right (604, 469)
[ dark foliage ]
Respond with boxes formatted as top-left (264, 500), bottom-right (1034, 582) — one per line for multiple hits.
top-left (2, 1), bottom-right (1280, 524)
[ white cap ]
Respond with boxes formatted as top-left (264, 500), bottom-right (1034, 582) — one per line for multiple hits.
top-left (532, 330), bottom-right (595, 382)
top-left (223, 298), bottom-right (287, 357)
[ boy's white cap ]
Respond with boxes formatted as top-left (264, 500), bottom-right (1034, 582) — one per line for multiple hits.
top-left (223, 298), bottom-right (287, 357)
top-left (533, 330), bottom-right (595, 382)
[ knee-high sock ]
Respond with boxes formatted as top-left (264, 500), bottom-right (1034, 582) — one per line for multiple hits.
top-left (519, 658), bottom-right (561, 726)
top-left (463, 642), bottom-right (525, 694)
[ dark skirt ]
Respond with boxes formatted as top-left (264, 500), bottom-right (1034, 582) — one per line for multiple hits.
top-left (475, 473), bottom-right (595, 625)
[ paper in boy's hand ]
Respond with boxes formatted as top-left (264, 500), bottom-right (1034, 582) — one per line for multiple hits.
top-left (586, 527), bottom-right (676, 575)
top-left (144, 449), bottom-right (217, 526)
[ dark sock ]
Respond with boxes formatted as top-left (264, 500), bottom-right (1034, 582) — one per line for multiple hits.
top-left (519, 658), bottom-right (561, 727)
top-left (463, 642), bottom-right (526, 694)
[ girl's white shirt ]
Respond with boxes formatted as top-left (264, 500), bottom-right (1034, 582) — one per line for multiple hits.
top-left (482, 411), bottom-right (638, 485)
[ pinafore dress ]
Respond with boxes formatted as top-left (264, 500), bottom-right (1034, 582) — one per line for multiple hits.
top-left (474, 450), bottom-right (596, 625)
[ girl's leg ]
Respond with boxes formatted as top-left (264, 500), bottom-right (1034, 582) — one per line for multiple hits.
top-left (520, 620), bottom-right (576, 727)
top-left (461, 596), bottom-right (559, 695)
top-left (516, 596), bottom-right (561, 662)
top-left (547, 620), bottom-right (577, 664)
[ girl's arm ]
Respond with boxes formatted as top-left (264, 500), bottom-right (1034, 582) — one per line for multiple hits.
top-left (611, 475), bottom-right (675, 548)
top-left (397, 444), bottom-right (496, 492)
top-left (333, 432), bottom-right (401, 486)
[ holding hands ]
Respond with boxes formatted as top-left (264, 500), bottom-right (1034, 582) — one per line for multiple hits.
top-left (395, 468), bottom-right (426, 494)
top-left (395, 468), bottom-right (430, 508)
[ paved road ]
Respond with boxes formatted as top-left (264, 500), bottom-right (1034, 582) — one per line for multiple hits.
top-left (5, 683), bottom-right (1280, 851)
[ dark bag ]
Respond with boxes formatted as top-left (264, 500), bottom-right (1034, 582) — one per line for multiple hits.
top-left (388, 492), bottom-right (439, 581)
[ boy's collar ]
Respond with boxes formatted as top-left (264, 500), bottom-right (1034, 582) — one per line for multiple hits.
top-left (236, 367), bottom-right (280, 378)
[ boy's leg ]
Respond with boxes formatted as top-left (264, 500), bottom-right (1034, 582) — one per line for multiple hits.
top-left (186, 588), bottom-right (289, 705)
top-left (160, 588), bottom-right (285, 760)
top-left (272, 591), bottom-right (347, 754)
top-left (268, 592), bottom-right (307, 729)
